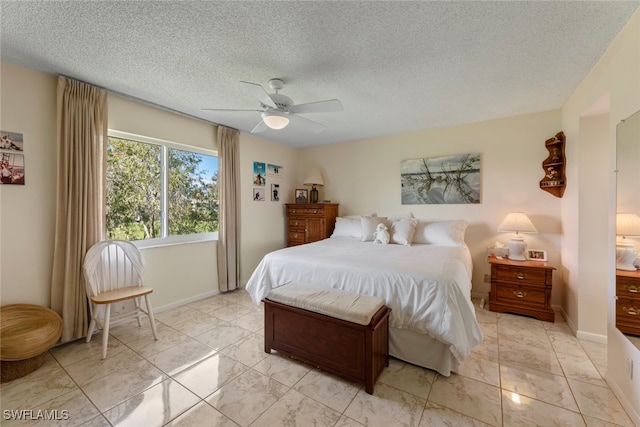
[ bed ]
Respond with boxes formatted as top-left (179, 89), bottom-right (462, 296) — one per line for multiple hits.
top-left (245, 217), bottom-right (483, 376)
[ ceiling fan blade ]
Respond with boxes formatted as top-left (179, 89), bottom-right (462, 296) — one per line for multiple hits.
top-left (240, 81), bottom-right (277, 109)
top-left (250, 120), bottom-right (269, 133)
top-left (289, 99), bottom-right (343, 114)
top-left (291, 115), bottom-right (327, 133)
top-left (202, 108), bottom-right (262, 112)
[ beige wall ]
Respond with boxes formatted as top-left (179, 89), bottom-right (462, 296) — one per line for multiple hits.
top-left (239, 133), bottom-right (298, 283)
top-left (0, 63), bottom-right (298, 312)
top-left (107, 94), bottom-right (220, 308)
top-left (1, 7), bottom-right (639, 417)
top-left (561, 8), bottom-right (640, 422)
top-left (298, 110), bottom-right (563, 303)
top-left (0, 63), bottom-right (57, 307)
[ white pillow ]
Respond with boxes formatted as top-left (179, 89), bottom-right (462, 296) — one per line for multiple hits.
top-left (331, 217), bottom-right (361, 239)
top-left (413, 219), bottom-right (469, 246)
top-left (390, 218), bottom-right (418, 246)
top-left (342, 213), bottom-right (377, 220)
top-left (387, 212), bottom-right (414, 222)
top-left (361, 216), bottom-right (388, 242)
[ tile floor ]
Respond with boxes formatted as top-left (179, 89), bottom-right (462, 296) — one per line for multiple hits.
top-left (1, 290), bottom-right (635, 427)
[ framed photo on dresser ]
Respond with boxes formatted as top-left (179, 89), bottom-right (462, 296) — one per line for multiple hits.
top-left (295, 189), bottom-right (308, 203)
top-left (527, 249), bottom-right (547, 261)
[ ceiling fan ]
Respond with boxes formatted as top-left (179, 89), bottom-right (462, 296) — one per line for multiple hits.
top-left (203, 79), bottom-right (343, 133)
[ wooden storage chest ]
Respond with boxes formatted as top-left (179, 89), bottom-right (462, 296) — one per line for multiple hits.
top-left (263, 294), bottom-right (389, 394)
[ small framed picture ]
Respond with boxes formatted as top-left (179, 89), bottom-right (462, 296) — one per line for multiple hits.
top-left (295, 188), bottom-right (308, 203)
top-left (271, 183), bottom-right (280, 201)
top-left (253, 188), bottom-right (265, 201)
top-left (527, 249), bottom-right (547, 261)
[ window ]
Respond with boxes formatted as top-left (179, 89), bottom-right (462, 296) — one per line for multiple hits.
top-left (106, 131), bottom-right (218, 245)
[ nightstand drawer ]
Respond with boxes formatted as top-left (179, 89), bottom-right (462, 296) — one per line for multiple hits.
top-left (495, 266), bottom-right (547, 286)
top-left (288, 231), bottom-right (305, 245)
top-left (616, 297), bottom-right (640, 335)
top-left (494, 283), bottom-right (547, 306)
top-left (287, 207), bottom-right (325, 217)
top-left (616, 277), bottom-right (640, 297)
top-left (288, 219), bottom-right (306, 229)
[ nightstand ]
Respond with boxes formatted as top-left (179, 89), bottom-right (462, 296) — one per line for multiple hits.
top-left (488, 256), bottom-right (555, 322)
top-left (616, 269), bottom-right (640, 336)
top-left (285, 203), bottom-right (339, 247)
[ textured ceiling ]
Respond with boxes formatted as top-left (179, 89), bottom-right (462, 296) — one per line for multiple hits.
top-left (1, 1), bottom-right (638, 148)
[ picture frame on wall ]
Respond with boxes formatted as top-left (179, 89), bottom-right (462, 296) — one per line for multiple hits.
top-left (0, 152), bottom-right (25, 185)
top-left (527, 249), bottom-right (547, 261)
top-left (253, 161), bottom-right (266, 186)
top-left (295, 189), bottom-right (308, 203)
top-left (271, 184), bottom-right (280, 201)
top-left (253, 188), bottom-right (265, 201)
top-left (267, 163), bottom-right (283, 177)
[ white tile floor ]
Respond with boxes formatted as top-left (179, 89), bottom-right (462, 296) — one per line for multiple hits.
top-left (0, 290), bottom-right (635, 426)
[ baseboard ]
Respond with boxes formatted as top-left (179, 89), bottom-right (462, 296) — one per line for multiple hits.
top-left (555, 305), bottom-right (608, 344)
top-left (471, 292), bottom-right (489, 300)
top-left (605, 371), bottom-right (640, 426)
top-left (154, 289), bottom-right (220, 314)
top-left (576, 330), bottom-right (608, 344)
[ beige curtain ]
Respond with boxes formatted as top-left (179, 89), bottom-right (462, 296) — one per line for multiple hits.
top-left (217, 126), bottom-right (241, 292)
top-left (51, 76), bottom-right (107, 342)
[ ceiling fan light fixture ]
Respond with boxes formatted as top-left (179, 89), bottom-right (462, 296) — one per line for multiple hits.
top-left (262, 111), bottom-right (289, 130)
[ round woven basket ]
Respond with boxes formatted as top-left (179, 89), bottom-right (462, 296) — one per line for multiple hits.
top-left (0, 304), bottom-right (63, 361)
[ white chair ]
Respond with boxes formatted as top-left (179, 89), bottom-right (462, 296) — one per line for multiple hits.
top-left (83, 240), bottom-right (158, 359)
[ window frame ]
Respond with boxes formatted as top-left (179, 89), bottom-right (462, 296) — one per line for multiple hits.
top-left (107, 130), bottom-right (219, 248)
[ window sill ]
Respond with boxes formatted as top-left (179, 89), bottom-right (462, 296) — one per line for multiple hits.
top-left (132, 232), bottom-right (218, 249)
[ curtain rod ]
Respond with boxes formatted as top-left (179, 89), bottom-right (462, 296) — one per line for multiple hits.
top-left (108, 88), bottom-right (224, 128)
top-left (60, 74), bottom-right (233, 130)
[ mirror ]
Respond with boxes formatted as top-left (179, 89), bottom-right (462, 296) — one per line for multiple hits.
top-left (616, 109), bottom-right (640, 350)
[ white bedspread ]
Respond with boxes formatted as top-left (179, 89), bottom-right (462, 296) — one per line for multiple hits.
top-left (245, 238), bottom-right (483, 362)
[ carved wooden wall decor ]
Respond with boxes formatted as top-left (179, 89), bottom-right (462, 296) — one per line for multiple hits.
top-left (539, 131), bottom-right (566, 198)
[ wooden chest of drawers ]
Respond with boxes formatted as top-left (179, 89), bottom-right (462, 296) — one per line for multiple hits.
top-left (616, 270), bottom-right (640, 336)
top-left (285, 203), bottom-right (339, 247)
top-left (488, 256), bottom-right (555, 322)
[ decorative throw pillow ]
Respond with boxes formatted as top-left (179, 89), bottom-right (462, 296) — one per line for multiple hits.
top-left (331, 217), bottom-right (361, 239)
top-left (413, 219), bottom-right (469, 246)
top-left (361, 216), bottom-right (388, 242)
top-left (390, 218), bottom-right (419, 246)
top-left (342, 213), bottom-right (377, 220)
top-left (387, 212), bottom-right (414, 222)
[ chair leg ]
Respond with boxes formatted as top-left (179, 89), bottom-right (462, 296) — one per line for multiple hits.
top-left (144, 294), bottom-right (158, 341)
top-left (135, 298), bottom-right (143, 327)
top-left (101, 304), bottom-right (111, 359)
top-left (86, 317), bottom-right (96, 343)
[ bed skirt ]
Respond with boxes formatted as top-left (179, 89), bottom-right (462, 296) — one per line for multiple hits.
top-left (389, 326), bottom-right (458, 376)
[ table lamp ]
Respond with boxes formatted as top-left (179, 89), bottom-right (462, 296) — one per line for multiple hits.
top-left (304, 168), bottom-right (324, 203)
top-left (498, 212), bottom-right (538, 261)
top-left (616, 213), bottom-right (640, 271)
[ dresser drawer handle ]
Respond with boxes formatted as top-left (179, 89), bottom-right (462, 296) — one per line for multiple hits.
top-left (294, 221), bottom-right (299, 226)
top-left (623, 306), bottom-right (638, 316)
top-left (293, 233), bottom-right (298, 238)
top-left (514, 272), bottom-right (526, 280)
top-left (513, 290), bottom-right (527, 298)
top-left (625, 285), bottom-right (639, 293)
top-left (313, 209), bottom-right (318, 214)
top-left (291, 209), bottom-right (297, 214)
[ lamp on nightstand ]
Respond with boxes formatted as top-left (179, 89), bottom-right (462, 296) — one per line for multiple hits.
top-left (304, 168), bottom-right (324, 203)
top-left (498, 212), bottom-right (538, 261)
top-left (616, 213), bottom-right (640, 271)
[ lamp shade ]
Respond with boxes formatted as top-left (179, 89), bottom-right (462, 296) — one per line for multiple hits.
top-left (498, 212), bottom-right (537, 261)
top-left (497, 212), bottom-right (538, 234)
top-left (261, 112), bottom-right (289, 130)
top-left (616, 213), bottom-right (640, 238)
top-left (304, 169), bottom-right (324, 186)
